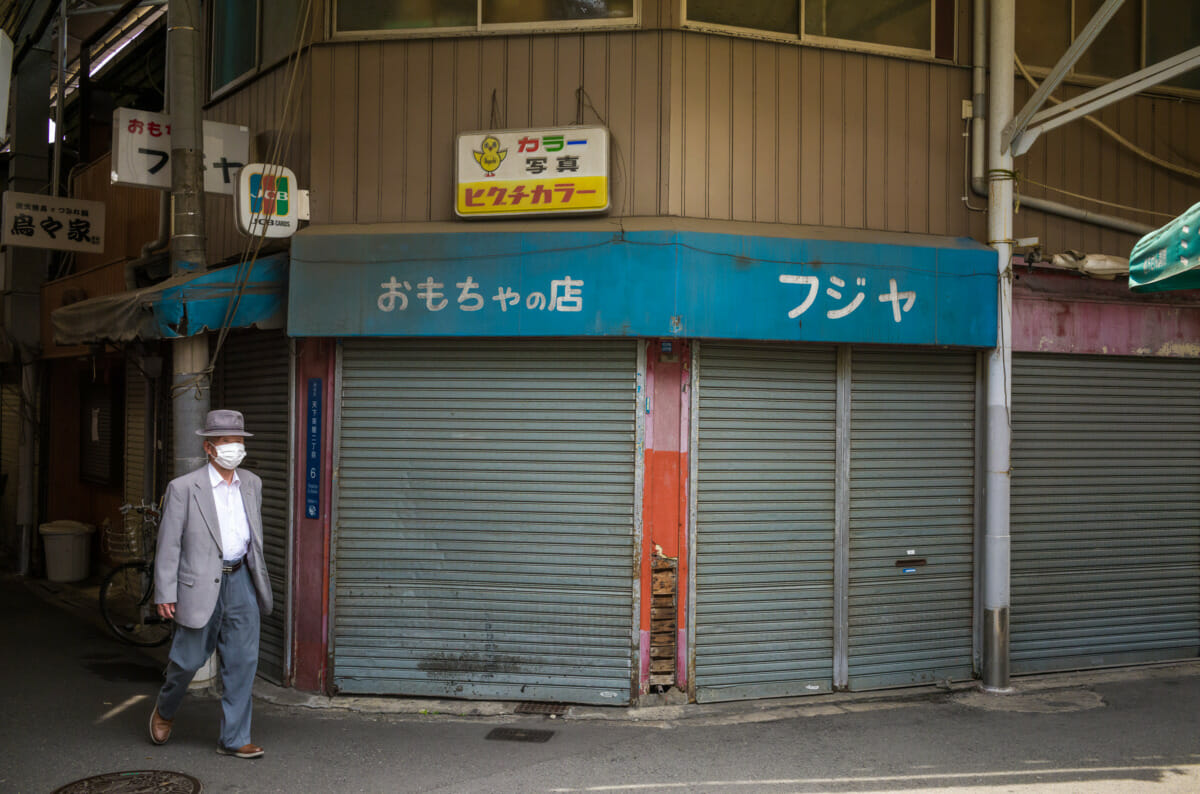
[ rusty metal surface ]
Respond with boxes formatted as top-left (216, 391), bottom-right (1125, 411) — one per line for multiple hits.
top-left (52, 770), bottom-right (201, 794)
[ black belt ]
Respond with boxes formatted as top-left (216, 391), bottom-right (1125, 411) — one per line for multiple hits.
top-left (222, 557), bottom-right (245, 574)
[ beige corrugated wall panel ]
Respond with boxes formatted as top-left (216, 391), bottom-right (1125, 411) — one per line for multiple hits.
top-left (927, 64), bottom-right (951, 237)
top-left (332, 45), bottom-right (361, 224)
top-left (776, 46), bottom-right (800, 225)
top-left (301, 28), bottom-right (1195, 245)
top-left (883, 58), bottom-right (907, 232)
top-left (752, 43), bottom-right (776, 223)
top-left (356, 42), bottom-right (382, 225)
top-left (708, 37), bottom-right (732, 219)
top-left (798, 47), bottom-right (822, 226)
top-left (864, 58), bottom-right (887, 231)
top-left (730, 38), bottom-right (754, 223)
top-left (430, 40), bottom-right (459, 217)
top-left (312, 34), bottom-right (668, 225)
top-left (820, 51), bottom-right (845, 226)
top-left (635, 33), bottom-right (664, 216)
top-left (843, 53), bottom-right (866, 230)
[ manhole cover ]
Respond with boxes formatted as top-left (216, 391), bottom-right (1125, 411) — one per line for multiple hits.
top-left (514, 702), bottom-right (569, 715)
top-left (53, 770), bottom-right (202, 794)
top-left (486, 727), bottom-right (555, 743)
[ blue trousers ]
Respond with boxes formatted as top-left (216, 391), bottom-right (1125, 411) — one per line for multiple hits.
top-left (156, 564), bottom-right (261, 749)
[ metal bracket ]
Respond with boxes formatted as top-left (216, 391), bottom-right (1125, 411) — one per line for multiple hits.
top-left (1010, 45), bottom-right (1200, 156)
top-left (1003, 0), bottom-right (1126, 154)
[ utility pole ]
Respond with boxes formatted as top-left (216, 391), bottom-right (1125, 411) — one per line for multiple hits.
top-left (983, 0), bottom-right (1015, 692)
top-left (166, 0), bottom-right (218, 689)
top-left (167, 0), bottom-right (208, 478)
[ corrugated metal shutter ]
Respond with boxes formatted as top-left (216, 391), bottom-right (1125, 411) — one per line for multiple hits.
top-left (1011, 354), bottom-right (1200, 672)
top-left (215, 331), bottom-right (291, 684)
top-left (1, 383), bottom-right (20, 547)
top-left (124, 365), bottom-right (147, 507)
top-left (80, 385), bottom-right (116, 485)
top-left (694, 343), bottom-right (837, 702)
top-left (848, 350), bottom-right (976, 688)
top-left (334, 339), bottom-right (637, 704)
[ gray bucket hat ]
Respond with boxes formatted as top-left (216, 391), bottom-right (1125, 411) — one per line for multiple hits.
top-left (195, 409), bottom-right (254, 437)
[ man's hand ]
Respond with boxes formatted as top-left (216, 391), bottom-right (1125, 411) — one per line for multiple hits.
top-left (157, 602), bottom-right (176, 620)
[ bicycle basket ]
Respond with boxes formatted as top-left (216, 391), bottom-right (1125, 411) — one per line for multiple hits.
top-left (103, 512), bottom-right (146, 562)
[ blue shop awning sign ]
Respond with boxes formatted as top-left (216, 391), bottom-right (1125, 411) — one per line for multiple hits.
top-left (288, 228), bottom-right (997, 347)
top-left (52, 254), bottom-right (287, 345)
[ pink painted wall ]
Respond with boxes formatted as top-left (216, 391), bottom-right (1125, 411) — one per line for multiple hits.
top-left (1014, 270), bottom-right (1200, 358)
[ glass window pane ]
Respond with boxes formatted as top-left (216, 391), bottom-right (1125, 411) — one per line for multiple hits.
top-left (1014, 0), bottom-right (1069, 70)
top-left (1147, 0), bottom-right (1200, 91)
top-left (336, 0), bottom-right (475, 31)
top-left (1075, 0), bottom-right (1139, 79)
top-left (686, 0), bottom-right (798, 36)
top-left (261, 0), bottom-right (301, 67)
top-left (804, 0), bottom-right (932, 51)
top-left (483, 0), bottom-right (634, 24)
top-left (211, 0), bottom-right (256, 90)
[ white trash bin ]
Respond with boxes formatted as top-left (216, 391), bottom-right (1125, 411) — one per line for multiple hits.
top-left (39, 520), bottom-right (95, 582)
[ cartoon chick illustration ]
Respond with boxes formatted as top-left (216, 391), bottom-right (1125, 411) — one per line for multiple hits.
top-left (473, 135), bottom-right (507, 176)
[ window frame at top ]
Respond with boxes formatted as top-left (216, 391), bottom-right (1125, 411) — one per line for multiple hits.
top-left (680, 0), bottom-right (952, 63)
top-left (209, 0), bottom-right (305, 101)
top-left (330, 0), bottom-right (642, 41)
top-left (1016, 0), bottom-right (1200, 98)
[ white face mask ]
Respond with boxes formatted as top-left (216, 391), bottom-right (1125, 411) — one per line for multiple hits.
top-left (211, 442), bottom-right (246, 470)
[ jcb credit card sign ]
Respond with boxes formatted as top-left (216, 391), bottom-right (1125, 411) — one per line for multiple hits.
top-left (235, 163), bottom-right (298, 238)
top-left (455, 125), bottom-right (609, 219)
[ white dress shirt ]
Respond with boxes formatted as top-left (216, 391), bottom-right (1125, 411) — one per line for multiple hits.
top-left (209, 463), bottom-right (251, 562)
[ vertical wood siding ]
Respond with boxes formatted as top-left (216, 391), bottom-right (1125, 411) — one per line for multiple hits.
top-left (311, 32), bottom-right (670, 223)
top-left (305, 30), bottom-right (1198, 258)
top-left (72, 154), bottom-right (159, 271)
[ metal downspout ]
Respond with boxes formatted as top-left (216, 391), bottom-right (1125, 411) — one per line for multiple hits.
top-left (983, 0), bottom-right (1015, 693)
top-left (969, 0), bottom-right (1153, 237)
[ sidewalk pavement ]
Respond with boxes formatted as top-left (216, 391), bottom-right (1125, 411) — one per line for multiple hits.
top-left (7, 572), bottom-right (1200, 793)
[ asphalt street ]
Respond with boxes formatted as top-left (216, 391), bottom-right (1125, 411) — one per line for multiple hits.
top-left (3, 575), bottom-right (1198, 794)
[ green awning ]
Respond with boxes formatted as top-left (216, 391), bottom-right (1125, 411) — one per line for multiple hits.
top-left (1129, 201), bottom-right (1200, 292)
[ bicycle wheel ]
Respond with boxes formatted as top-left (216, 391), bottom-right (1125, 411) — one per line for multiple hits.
top-left (99, 562), bottom-right (174, 647)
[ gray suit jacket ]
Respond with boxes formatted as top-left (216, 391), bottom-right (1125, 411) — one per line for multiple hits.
top-left (154, 464), bottom-right (274, 629)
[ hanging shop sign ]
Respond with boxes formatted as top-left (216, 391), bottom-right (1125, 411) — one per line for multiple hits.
top-left (289, 228), bottom-right (998, 347)
top-left (455, 125), bottom-right (610, 219)
top-left (2, 191), bottom-right (105, 253)
top-left (111, 107), bottom-right (249, 195)
top-left (233, 164), bottom-right (301, 238)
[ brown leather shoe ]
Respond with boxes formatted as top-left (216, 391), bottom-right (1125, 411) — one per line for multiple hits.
top-left (149, 707), bottom-right (172, 745)
top-left (217, 743), bottom-right (265, 759)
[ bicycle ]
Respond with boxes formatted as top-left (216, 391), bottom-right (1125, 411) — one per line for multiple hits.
top-left (98, 500), bottom-right (174, 647)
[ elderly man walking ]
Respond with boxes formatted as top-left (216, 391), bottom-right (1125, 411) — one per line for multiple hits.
top-left (148, 409), bottom-right (273, 758)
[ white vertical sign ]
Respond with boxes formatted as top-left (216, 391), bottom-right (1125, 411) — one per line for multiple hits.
top-left (110, 107), bottom-right (250, 194)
